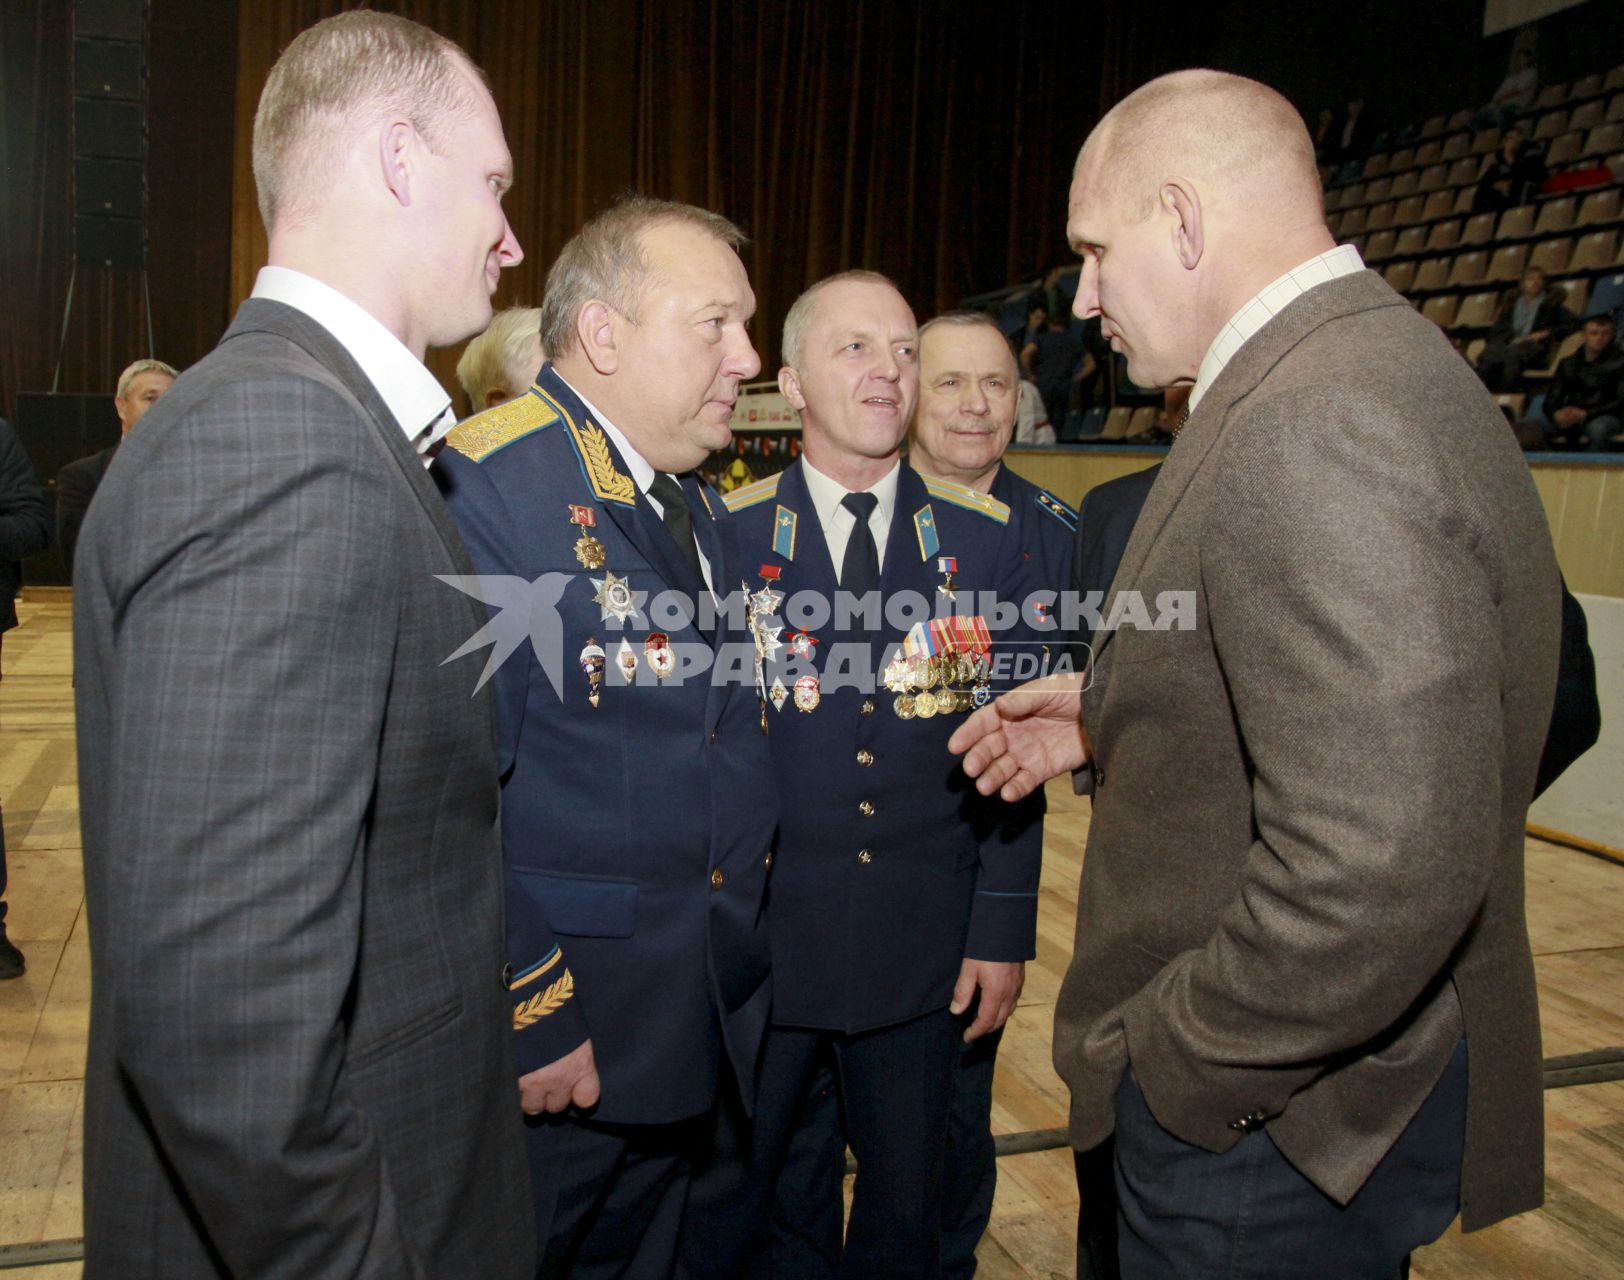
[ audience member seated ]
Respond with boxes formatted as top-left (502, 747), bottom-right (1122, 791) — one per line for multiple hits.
top-left (1471, 123), bottom-right (1547, 214)
top-left (1312, 107), bottom-right (1337, 162)
top-left (1014, 377), bottom-right (1054, 444)
top-left (56, 358), bottom-right (176, 578)
top-left (1516, 313), bottom-right (1624, 451)
top-left (1334, 97), bottom-right (1370, 161)
top-left (454, 304), bottom-right (544, 415)
top-left (1475, 267), bottom-right (1573, 392)
top-left (1021, 309), bottom-right (1091, 433)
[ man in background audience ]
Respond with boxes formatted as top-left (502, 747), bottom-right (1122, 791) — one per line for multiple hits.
top-left (0, 416), bottom-right (51, 979)
top-left (1475, 267), bottom-right (1570, 393)
top-left (953, 69), bottom-right (1560, 1277)
top-left (456, 303), bottom-right (544, 414)
top-left (1519, 313), bottom-right (1623, 452)
top-left (71, 13), bottom-right (535, 1275)
top-left (56, 358), bottom-right (176, 577)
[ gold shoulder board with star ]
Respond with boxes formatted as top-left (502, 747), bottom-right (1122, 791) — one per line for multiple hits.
top-left (723, 473), bottom-right (782, 513)
top-left (920, 474), bottom-right (1011, 524)
top-left (445, 390), bottom-right (560, 462)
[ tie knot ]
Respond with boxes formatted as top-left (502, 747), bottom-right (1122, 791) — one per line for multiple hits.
top-left (649, 472), bottom-right (686, 506)
top-left (841, 491), bottom-right (879, 522)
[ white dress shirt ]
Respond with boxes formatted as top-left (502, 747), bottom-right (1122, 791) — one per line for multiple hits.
top-left (800, 457), bottom-right (900, 582)
top-left (250, 266), bottom-right (455, 466)
top-left (1188, 244), bottom-right (1365, 412)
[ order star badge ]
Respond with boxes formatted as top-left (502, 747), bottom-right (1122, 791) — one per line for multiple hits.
top-left (591, 570), bottom-right (641, 624)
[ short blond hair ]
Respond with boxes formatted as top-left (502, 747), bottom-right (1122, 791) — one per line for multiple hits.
top-left (252, 11), bottom-right (484, 232)
top-left (538, 196), bottom-right (748, 358)
top-left (116, 358), bottom-right (177, 400)
top-left (456, 307), bottom-right (544, 409)
top-left (780, 269), bottom-right (900, 370)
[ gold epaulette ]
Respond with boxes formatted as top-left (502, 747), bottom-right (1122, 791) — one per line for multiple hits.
top-left (920, 474), bottom-right (1010, 524)
top-left (723, 473), bottom-right (782, 512)
top-left (445, 389), bottom-right (559, 462)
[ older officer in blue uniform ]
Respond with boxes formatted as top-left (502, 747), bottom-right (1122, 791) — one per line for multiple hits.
top-left (683, 271), bottom-right (1043, 1278)
top-left (437, 197), bottom-right (776, 1279)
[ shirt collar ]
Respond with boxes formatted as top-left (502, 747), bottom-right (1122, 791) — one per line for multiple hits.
top-left (1188, 244), bottom-right (1365, 412)
top-left (559, 377), bottom-right (658, 496)
top-left (251, 266), bottom-right (454, 459)
top-left (801, 456), bottom-right (900, 531)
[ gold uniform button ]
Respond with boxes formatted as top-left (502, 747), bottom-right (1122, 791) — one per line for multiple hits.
top-left (860, 699), bottom-right (875, 716)
top-left (764, 852), bottom-right (774, 870)
top-left (858, 800), bottom-right (874, 817)
top-left (856, 749), bottom-right (874, 766)
top-left (858, 849), bottom-right (873, 864)
top-left (710, 869), bottom-right (725, 890)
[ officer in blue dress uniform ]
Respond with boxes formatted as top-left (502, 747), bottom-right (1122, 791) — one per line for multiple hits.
top-left (678, 272), bottom-right (1044, 1279)
top-left (436, 198), bottom-right (776, 1279)
top-left (764, 309), bottom-right (1078, 1277)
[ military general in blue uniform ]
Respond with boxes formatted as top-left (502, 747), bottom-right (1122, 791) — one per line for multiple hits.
top-left (679, 272), bottom-right (1044, 1279)
top-left (437, 198), bottom-right (776, 1279)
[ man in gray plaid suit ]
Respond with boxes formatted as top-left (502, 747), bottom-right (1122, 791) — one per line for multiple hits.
top-left (72, 13), bottom-right (536, 1277)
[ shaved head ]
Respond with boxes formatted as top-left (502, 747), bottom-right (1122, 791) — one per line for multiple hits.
top-left (1079, 69), bottom-right (1324, 229)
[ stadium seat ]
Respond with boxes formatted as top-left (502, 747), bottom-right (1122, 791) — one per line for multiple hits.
top-left (1546, 131), bottom-right (1584, 166)
top-left (1486, 243), bottom-right (1529, 283)
top-left (1569, 229), bottom-right (1620, 273)
top-left (1533, 85), bottom-right (1568, 112)
top-left (1383, 260), bottom-right (1417, 292)
top-left (1420, 114), bottom-right (1447, 139)
top-left (1496, 205), bottom-right (1536, 240)
top-left (1493, 393), bottom-right (1527, 419)
top-left (1363, 153), bottom-right (1390, 179)
top-left (1096, 407), bottom-right (1133, 442)
top-left (1445, 157), bottom-right (1479, 187)
top-left (1571, 74), bottom-right (1603, 101)
top-left (1525, 331), bottom-right (1585, 381)
top-left (1366, 201), bottom-right (1396, 231)
top-left (1364, 176), bottom-right (1393, 202)
top-left (1074, 406), bottom-right (1108, 441)
top-left (1364, 230), bottom-right (1398, 262)
top-left (1583, 123), bottom-right (1622, 158)
top-left (1326, 212), bottom-right (1342, 237)
top-left (1553, 277), bottom-right (1589, 315)
top-left (1460, 212), bottom-right (1496, 246)
top-left (1414, 139), bottom-right (1443, 166)
top-left (1390, 170), bottom-right (1419, 198)
top-left (1340, 181), bottom-right (1368, 208)
top-left (1532, 109), bottom-right (1569, 141)
top-left (1533, 196), bottom-right (1578, 236)
top-left (1569, 99), bottom-right (1604, 132)
top-left (1466, 337), bottom-right (1487, 364)
top-left (1421, 189), bottom-right (1455, 221)
top-left (1590, 272), bottom-right (1624, 317)
top-left (1340, 206), bottom-right (1368, 235)
top-left (1454, 186), bottom-right (1479, 215)
top-left (1425, 218), bottom-right (1461, 252)
top-left (1125, 407), bottom-right (1159, 439)
top-left (1577, 188), bottom-right (1621, 226)
top-left (1609, 93), bottom-right (1624, 124)
top-left (1415, 164), bottom-right (1448, 194)
top-left (1394, 226), bottom-right (1427, 257)
top-left (1471, 127), bottom-right (1501, 156)
top-left (1441, 132), bottom-right (1471, 161)
top-left (1446, 109), bottom-right (1474, 131)
top-left (1394, 195), bottom-right (1426, 225)
top-left (1529, 237), bottom-right (1573, 275)
top-left (1388, 147), bottom-right (1415, 172)
top-left (1447, 251), bottom-right (1487, 288)
top-left (1414, 256), bottom-right (1453, 291)
top-left (1606, 65), bottom-right (1624, 94)
top-left (1453, 290), bottom-right (1500, 329)
top-left (1421, 294), bottom-right (1459, 327)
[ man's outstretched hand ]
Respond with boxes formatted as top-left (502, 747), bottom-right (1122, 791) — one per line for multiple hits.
top-left (947, 674), bottom-right (1090, 801)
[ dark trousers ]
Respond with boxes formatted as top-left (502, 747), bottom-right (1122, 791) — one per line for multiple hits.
top-left (527, 1111), bottom-right (701, 1280)
top-left (680, 1009), bottom-right (960, 1279)
top-left (1078, 1039), bottom-right (1468, 1279)
top-left (767, 1025), bottom-right (1003, 1279)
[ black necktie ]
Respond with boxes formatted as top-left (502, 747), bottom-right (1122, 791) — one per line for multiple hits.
top-left (840, 491), bottom-right (880, 598)
top-left (649, 472), bottom-right (704, 583)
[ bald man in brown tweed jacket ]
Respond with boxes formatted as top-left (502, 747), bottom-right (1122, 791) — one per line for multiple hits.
top-left (954, 70), bottom-right (1559, 1278)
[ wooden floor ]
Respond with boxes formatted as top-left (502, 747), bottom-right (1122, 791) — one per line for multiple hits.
top-left (0, 597), bottom-right (1620, 1278)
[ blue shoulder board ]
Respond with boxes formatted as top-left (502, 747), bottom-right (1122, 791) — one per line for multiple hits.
top-left (1035, 488), bottom-right (1078, 531)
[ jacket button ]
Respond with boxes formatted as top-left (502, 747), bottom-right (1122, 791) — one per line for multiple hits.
top-left (860, 699), bottom-right (875, 716)
top-left (710, 868), bottom-right (725, 890)
top-left (858, 849), bottom-right (873, 864)
top-left (501, 963), bottom-right (513, 988)
top-left (710, 730), bottom-right (719, 743)
top-left (764, 852), bottom-right (774, 870)
top-left (1227, 1109), bottom-right (1268, 1133)
top-left (858, 800), bottom-right (874, 817)
top-left (856, 749), bottom-right (874, 766)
